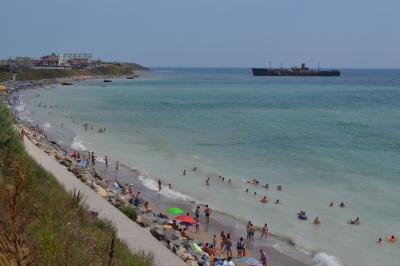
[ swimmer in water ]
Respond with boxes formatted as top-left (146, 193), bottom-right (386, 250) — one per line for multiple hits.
top-left (228, 179), bottom-right (232, 183)
top-left (245, 188), bottom-right (249, 193)
top-left (263, 183), bottom-right (269, 189)
top-left (168, 184), bottom-right (172, 190)
top-left (329, 202), bottom-right (334, 207)
top-left (221, 177), bottom-right (225, 182)
top-left (253, 191), bottom-right (257, 196)
top-left (313, 217), bottom-right (320, 225)
top-left (277, 185), bottom-right (282, 191)
top-left (275, 199), bottom-right (280, 204)
top-left (377, 238), bottom-right (383, 244)
top-left (260, 196), bottom-right (267, 203)
top-left (340, 202), bottom-right (346, 208)
top-left (348, 217), bottom-right (360, 225)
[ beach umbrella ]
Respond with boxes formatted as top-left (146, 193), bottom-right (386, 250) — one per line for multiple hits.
top-left (166, 207), bottom-right (184, 214)
top-left (175, 215), bottom-right (196, 225)
top-left (234, 257), bottom-right (263, 266)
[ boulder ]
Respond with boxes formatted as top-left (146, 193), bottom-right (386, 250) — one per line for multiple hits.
top-left (149, 228), bottom-right (166, 241)
top-left (186, 260), bottom-right (199, 266)
top-left (95, 185), bottom-right (108, 198)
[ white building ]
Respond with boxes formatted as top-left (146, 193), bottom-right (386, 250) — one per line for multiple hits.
top-left (58, 53), bottom-right (92, 65)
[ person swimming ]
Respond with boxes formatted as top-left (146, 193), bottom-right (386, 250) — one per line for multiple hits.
top-left (245, 188), bottom-right (249, 193)
top-left (274, 199), bottom-right (280, 204)
top-left (192, 166), bottom-right (197, 171)
top-left (377, 238), bottom-right (383, 244)
top-left (387, 235), bottom-right (397, 243)
top-left (253, 191), bottom-right (257, 196)
top-left (297, 211), bottom-right (308, 220)
top-left (277, 185), bottom-right (282, 191)
top-left (313, 217), bottom-right (320, 225)
top-left (348, 217), bottom-right (360, 225)
top-left (263, 183), bottom-right (269, 189)
top-left (247, 179), bottom-right (260, 185)
top-left (228, 179), bottom-right (232, 183)
top-left (260, 196), bottom-right (267, 203)
top-left (340, 202), bottom-right (346, 208)
top-left (329, 202), bottom-right (334, 207)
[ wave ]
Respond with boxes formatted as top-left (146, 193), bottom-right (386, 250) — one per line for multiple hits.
top-left (312, 253), bottom-right (343, 266)
top-left (137, 175), bottom-right (195, 202)
top-left (71, 137), bottom-right (87, 151)
top-left (14, 104), bottom-right (25, 112)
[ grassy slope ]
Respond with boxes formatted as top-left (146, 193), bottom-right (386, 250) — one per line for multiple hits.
top-left (0, 70), bottom-right (12, 82)
top-left (16, 63), bottom-right (147, 81)
top-left (0, 101), bottom-right (153, 266)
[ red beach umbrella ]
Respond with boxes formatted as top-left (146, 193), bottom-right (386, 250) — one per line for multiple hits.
top-left (175, 215), bottom-right (196, 224)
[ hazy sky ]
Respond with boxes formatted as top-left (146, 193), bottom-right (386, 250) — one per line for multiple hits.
top-left (1, 0), bottom-right (399, 68)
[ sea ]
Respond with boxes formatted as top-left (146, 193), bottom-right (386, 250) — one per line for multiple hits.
top-left (20, 68), bottom-right (400, 266)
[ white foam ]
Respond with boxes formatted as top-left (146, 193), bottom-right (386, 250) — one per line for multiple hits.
top-left (14, 104), bottom-right (25, 112)
top-left (312, 253), bottom-right (343, 266)
top-left (71, 137), bottom-right (87, 151)
top-left (43, 122), bottom-right (51, 128)
top-left (138, 175), bottom-right (195, 201)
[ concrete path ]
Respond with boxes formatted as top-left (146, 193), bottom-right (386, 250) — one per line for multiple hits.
top-left (24, 137), bottom-right (186, 266)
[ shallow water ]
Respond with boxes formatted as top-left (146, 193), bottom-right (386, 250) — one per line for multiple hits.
top-left (22, 68), bottom-right (400, 266)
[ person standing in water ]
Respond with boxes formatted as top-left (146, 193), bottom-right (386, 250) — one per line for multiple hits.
top-left (195, 206), bottom-right (201, 220)
top-left (204, 204), bottom-right (212, 224)
top-left (206, 177), bottom-right (210, 186)
top-left (183, 169), bottom-right (186, 176)
top-left (158, 179), bottom-right (162, 191)
top-left (260, 223), bottom-right (269, 240)
top-left (104, 155), bottom-right (108, 168)
top-left (116, 161), bottom-right (119, 173)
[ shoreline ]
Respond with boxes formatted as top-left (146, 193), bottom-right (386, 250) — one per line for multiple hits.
top-left (9, 82), bottom-right (314, 266)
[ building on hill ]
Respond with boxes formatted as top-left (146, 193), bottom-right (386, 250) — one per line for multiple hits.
top-left (39, 53), bottom-right (60, 67)
top-left (59, 53), bottom-right (92, 66)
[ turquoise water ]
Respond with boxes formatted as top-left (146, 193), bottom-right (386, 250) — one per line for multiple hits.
top-left (23, 68), bottom-right (400, 265)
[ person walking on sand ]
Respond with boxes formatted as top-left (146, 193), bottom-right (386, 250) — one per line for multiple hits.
top-left (225, 233), bottom-right (233, 258)
top-left (204, 204), bottom-right (212, 224)
top-left (236, 237), bottom-right (245, 258)
top-left (260, 249), bottom-right (268, 266)
top-left (195, 217), bottom-right (200, 233)
top-left (248, 224), bottom-right (255, 243)
top-left (260, 223), bottom-right (269, 240)
top-left (220, 231), bottom-right (226, 250)
top-left (158, 179), bottom-right (162, 191)
top-left (212, 234), bottom-right (217, 252)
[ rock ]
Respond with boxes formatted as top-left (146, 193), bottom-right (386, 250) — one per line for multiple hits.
top-left (95, 185), bottom-right (108, 198)
top-left (150, 228), bottom-right (166, 241)
top-left (136, 216), bottom-right (144, 227)
top-left (186, 260), bottom-right (199, 266)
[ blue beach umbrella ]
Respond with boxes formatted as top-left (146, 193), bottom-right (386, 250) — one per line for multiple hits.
top-left (234, 257), bottom-right (263, 266)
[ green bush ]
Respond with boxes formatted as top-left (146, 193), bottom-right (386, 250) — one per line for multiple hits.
top-left (120, 205), bottom-right (137, 220)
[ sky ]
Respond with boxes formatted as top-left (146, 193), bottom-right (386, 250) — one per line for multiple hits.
top-left (1, 0), bottom-right (399, 68)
